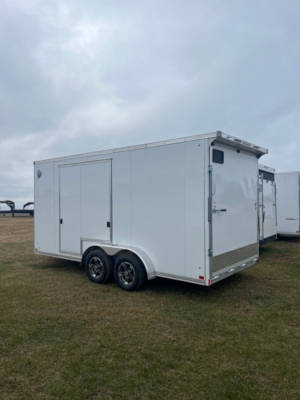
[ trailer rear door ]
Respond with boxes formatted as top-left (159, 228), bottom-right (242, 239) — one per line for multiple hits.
top-left (210, 144), bottom-right (258, 273)
top-left (262, 176), bottom-right (277, 239)
top-left (258, 174), bottom-right (264, 240)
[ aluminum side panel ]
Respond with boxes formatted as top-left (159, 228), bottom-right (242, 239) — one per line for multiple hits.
top-left (112, 140), bottom-right (206, 279)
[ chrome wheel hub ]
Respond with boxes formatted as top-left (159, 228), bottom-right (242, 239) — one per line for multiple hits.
top-left (118, 261), bottom-right (135, 286)
top-left (89, 256), bottom-right (104, 280)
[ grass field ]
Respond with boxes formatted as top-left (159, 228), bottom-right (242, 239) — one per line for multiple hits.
top-left (0, 218), bottom-right (299, 400)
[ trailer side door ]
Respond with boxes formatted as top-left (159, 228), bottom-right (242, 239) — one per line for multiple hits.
top-left (59, 160), bottom-right (111, 255)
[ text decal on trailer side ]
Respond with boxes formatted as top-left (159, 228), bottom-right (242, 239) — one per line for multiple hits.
top-left (34, 131), bottom-right (267, 291)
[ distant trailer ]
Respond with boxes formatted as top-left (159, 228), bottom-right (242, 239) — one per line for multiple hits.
top-left (258, 164), bottom-right (277, 243)
top-left (34, 131), bottom-right (267, 291)
top-left (0, 211), bottom-right (13, 217)
top-left (0, 210), bottom-right (34, 217)
top-left (276, 171), bottom-right (300, 236)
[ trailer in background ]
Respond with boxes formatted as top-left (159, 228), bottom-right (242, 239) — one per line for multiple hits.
top-left (34, 131), bottom-right (267, 291)
top-left (276, 171), bottom-right (300, 236)
top-left (0, 210), bottom-right (34, 217)
top-left (0, 200), bottom-right (34, 217)
top-left (258, 164), bottom-right (277, 243)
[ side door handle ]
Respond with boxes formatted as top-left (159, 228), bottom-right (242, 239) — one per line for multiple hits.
top-left (213, 208), bottom-right (227, 213)
top-left (60, 218), bottom-right (63, 224)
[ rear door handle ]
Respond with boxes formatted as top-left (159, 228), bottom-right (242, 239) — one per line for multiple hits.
top-left (213, 208), bottom-right (227, 213)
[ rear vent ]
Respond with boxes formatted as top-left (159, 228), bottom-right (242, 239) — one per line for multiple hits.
top-left (212, 149), bottom-right (224, 164)
top-left (259, 170), bottom-right (274, 182)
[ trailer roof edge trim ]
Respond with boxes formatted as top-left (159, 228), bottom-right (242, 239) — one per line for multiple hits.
top-left (259, 164), bottom-right (275, 173)
top-left (34, 130), bottom-right (268, 164)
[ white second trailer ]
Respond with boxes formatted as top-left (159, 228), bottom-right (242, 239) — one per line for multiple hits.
top-left (276, 171), bottom-right (300, 236)
top-left (34, 131), bottom-right (267, 291)
top-left (258, 164), bottom-right (277, 243)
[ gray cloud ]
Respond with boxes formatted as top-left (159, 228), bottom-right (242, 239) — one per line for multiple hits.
top-left (0, 0), bottom-right (300, 207)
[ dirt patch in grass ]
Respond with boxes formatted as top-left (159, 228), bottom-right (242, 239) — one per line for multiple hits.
top-left (0, 220), bottom-right (299, 400)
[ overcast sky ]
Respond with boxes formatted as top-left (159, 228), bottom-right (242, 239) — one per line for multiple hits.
top-left (0, 0), bottom-right (299, 208)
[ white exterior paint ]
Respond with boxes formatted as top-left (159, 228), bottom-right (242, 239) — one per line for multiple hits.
top-left (258, 164), bottom-right (277, 242)
top-left (34, 131), bottom-right (267, 287)
top-left (59, 160), bottom-right (112, 255)
top-left (276, 171), bottom-right (300, 236)
top-left (212, 144), bottom-right (258, 255)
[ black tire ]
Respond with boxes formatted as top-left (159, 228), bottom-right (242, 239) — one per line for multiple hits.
top-left (114, 252), bottom-right (147, 291)
top-left (84, 248), bottom-right (113, 284)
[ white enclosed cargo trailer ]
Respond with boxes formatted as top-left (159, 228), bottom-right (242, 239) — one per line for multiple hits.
top-left (34, 131), bottom-right (267, 290)
top-left (258, 164), bottom-right (277, 243)
top-left (276, 171), bottom-right (300, 236)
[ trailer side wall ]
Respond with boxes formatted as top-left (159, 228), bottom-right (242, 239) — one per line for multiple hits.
top-left (35, 139), bottom-right (208, 281)
top-left (276, 172), bottom-right (300, 235)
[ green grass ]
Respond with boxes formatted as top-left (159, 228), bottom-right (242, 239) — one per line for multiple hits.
top-left (0, 229), bottom-right (299, 399)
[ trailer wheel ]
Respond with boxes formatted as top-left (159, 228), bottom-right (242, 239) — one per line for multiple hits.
top-left (84, 248), bottom-right (112, 284)
top-left (114, 252), bottom-right (146, 291)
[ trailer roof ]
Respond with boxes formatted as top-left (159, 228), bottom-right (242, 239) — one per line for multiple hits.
top-left (34, 131), bottom-right (268, 164)
top-left (276, 171), bottom-right (300, 175)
